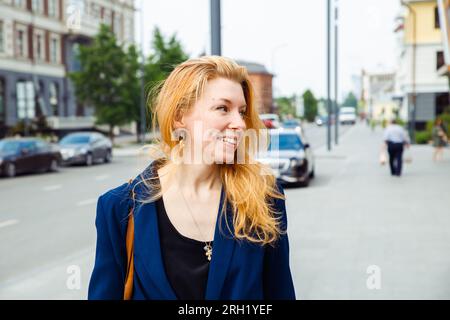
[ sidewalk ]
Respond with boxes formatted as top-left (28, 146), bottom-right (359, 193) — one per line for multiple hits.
top-left (288, 123), bottom-right (450, 299)
top-left (112, 132), bottom-right (158, 157)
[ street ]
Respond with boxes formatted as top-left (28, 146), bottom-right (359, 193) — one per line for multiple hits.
top-left (1, 123), bottom-right (449, 299)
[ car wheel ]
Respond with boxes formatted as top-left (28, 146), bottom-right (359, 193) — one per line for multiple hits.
top-left (5, 163), bottom-right (16, 178)
top-left (309, 167), bottom-right (315, 179)
top-left (48, 158), bottom-right (59, 172)
top-left (296, 175), bottom-right (310, 188)
top-left (85, 153), bottom-right (93, 166)
top-left (104, 150), bottom-right (112, 163)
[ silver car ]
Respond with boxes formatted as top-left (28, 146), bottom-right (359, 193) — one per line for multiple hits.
top-left (257, 129), bottom-right (315, 187)
top-left (59, 132), bottom-right (112, 166)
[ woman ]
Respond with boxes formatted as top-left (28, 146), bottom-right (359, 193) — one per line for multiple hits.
top-left (432, 118), bottom-right (448, 162)
top-left (88, 56), bottom-right (296, 300)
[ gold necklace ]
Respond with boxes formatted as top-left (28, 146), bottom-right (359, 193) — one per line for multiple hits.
top-left (177, 183), bottom-right (218, 262)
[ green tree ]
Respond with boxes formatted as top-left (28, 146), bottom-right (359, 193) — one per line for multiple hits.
top-left (144, 27), bottom-right (189, 98)
top-left (275, 96), bottom-right (296, 119)
top-left (143, 28), bottom-right (189, 133)
top-left (343, 92), bottom-right (358, 108)
top-left (302, 89), bottom-right (318, 122)
top-left (70, 25), bottom-right (132, 143)
top-left (121, 44), bottom-right (142, 142)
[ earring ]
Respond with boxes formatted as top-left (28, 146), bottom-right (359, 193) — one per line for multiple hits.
top-left (178, 136), bottom-right (185, 148)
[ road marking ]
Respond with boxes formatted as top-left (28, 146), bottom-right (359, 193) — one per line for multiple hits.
top-left (94, 174), bottom-right (110, 181)
top-left (0, 219), bottom-right (19, 229)
top-left (76, 199), bottom-right (97, 207)
top-left (43, 185), bottom-right (62, 191)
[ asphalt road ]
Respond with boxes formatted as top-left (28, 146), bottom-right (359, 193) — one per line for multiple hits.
top-left (3, 122), bottom-right (447, 299)
top-left (0, 154), bottom-right (153, 299)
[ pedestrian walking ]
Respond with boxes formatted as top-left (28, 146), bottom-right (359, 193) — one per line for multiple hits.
top-left (382, 119), bottom-right (411, 176)
top-left (88, 56), bottom-right (296, 300)
top-left (432, 118), bottom-right (448, 162)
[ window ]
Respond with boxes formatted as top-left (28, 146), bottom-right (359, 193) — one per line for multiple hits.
top-left (35, 139), bottom-right (48, 150)
top-left (435, 6), bottom-right (440, 29)
top-left (91, 3), bottom-right (100, 20)
top-left (49, 82), bottom-right (59, 116)
top-left (14, 0), bottom-right (26, 9)
top-left (32, 0), bottom-right (44, 15)
top-left (16, 81), bottom-right (35, 120)
top-left (16, 25), bottom-right (28, 58)
top-left (0, 21), bottom-right (4, 53)
top-left (113, 13), bottom-right (123, 39)
top-left (34, 30), bottom-right (45, 61)
top-left (437, 51), bottom-right (445, 70)
top-left (0, 78), bottom-right (5, 124)
top-left (48, 0), bottom-right (59, 18)
top-left (102, 8), bottom-right (112, 26)
top-left (49, 34), bottom-right (60, 63)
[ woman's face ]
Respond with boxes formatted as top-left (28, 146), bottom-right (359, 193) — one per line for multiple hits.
top-left (174, 77), bottom-right (247, 165)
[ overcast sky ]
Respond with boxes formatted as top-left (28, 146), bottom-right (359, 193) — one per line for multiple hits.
top-left (135, 0), bottom-right (401, 100)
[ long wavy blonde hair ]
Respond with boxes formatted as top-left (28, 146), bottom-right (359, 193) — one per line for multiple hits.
top-left (134, 55), bottom-right (285, 245)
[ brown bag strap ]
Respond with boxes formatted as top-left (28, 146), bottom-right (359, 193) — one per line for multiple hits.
top-left (123, 179), bottom-right (135, 300)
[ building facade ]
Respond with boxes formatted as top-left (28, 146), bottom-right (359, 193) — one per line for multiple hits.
top-left (362, 70), bottom-right (398, 121)
top-left (394, 0), bottom-right (449, 130)
top-left (436, 0), bottom-right (450, 82)
top-left (236, 60), bottom-right (274, 114)
top-left (0, 0), bottom-right (135, 138)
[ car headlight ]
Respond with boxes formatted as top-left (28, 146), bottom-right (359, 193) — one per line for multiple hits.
top-left (290, 158), bottom-right (304, 167)
top-left (76, 148), bottom-right (88, 155)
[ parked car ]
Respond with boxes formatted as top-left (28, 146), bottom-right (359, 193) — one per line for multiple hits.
top-left (0, 138), bottom-right (61, 178)
top-left (58, 132), bottom-right (112, 166)
top-left (339, 107), bottom-right (357, 125)
top-left (259, 113), bottom-right (281, 129)
top-left (256, 129), bottom-right (315, 187)
top-left (315, 114), bottom-right (336, 126)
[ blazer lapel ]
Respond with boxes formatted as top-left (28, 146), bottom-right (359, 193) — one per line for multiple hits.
top-left (131, 164), bottom-right (235, 300)
top-left (133, 200), bottom-right (178, 299)
top-left (205, 187), bottom-right (236, 300)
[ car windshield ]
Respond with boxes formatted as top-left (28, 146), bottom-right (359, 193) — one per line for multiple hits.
top-left (268, 134), bottom-right (303, 151)
top-left (0, 140), bottom-right (21, 153)
top-left (60, 135), bottom-right (90, 144)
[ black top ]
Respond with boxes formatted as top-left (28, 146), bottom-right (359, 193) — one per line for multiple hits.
top-left (155, 196), bottom-right (212, 300)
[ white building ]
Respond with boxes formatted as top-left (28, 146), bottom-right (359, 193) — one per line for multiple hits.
top-left (394, 0), bottom-right (449, 131)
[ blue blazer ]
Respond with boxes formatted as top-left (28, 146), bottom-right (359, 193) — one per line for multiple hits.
top-left (88, 165), bottom-right (296, 300)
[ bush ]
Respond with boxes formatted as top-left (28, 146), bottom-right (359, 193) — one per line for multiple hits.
top-left (415, 131), bottom-right (432, 144)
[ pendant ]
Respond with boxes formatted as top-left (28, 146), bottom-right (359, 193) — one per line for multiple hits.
top-left (204, 244), bottom-right (212, 261)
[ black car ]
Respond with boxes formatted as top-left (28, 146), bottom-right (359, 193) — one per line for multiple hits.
top-left (256, 129), bottom-right (315, 187)
top-left (0, 138), bottom-right (61, 178)
top-left (59, 132), bottom-right (112, 166)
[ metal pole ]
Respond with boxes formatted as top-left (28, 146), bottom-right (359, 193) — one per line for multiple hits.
top-left (139, 0), bottom-right (146, 143)
top-left (327, 0), bottom-right (332, 151)
top-left (401, 1), bottom-right (416, 142)
top-left (210, 0), bottom-right (221, 55)
top-left (334, 0), bottom-right (339, 145)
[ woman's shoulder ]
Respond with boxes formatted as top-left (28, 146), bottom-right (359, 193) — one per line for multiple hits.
top-left (97, 162), bottom-right (157, 220)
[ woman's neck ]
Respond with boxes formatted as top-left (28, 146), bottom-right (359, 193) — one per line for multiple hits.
top-left (159, 162), bottom-right (222, 199)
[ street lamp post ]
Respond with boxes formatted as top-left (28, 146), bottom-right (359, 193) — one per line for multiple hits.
top-left (334, 0), bottom-right (339, 145)
top-left (401, 0), bottom-right (417, 143)
top-left (210, 0), bottom-right (222, 55)
top-left (326, 0), bottom-right (332, 151)
top-left (139, 0), bottom-right (146, 144)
